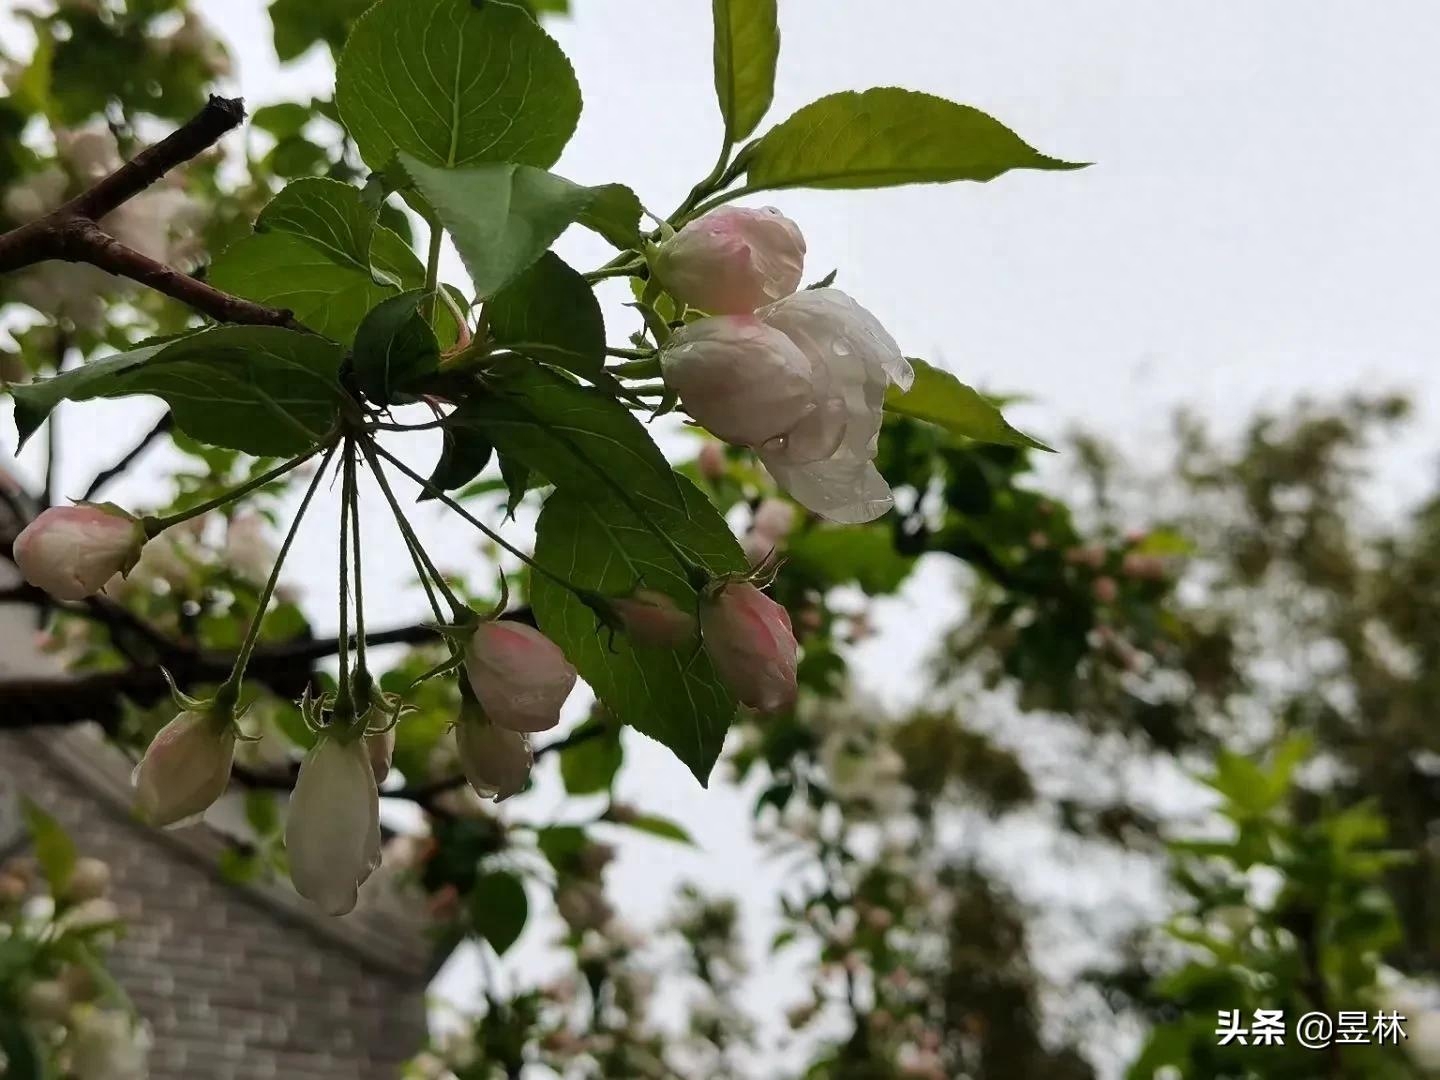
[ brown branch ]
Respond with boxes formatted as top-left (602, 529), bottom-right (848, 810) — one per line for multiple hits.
top-left (0, 95), bottom-right (305, 333)
top-left (51, 217), bottom-right (306, 331)
top-left (81, 414), bottom-right (174, 501)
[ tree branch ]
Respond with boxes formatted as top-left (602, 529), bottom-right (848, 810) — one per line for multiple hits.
top-left (81, 414), bottom-right (174, 502)
top-left (52, 218), bottom-right (306, 331)
top-left (0, 95), bottom-right (305, 333)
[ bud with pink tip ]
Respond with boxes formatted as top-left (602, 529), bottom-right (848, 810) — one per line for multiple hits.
top-left (652, 206), bottom-right (806, 314)
top-left (1121, 551), bottom-right (1167, 581)
top-left (133, 710), bottom-right (236, 828)
top-left (455, 704), bottom-right (533, 801)
top-left (64, 857), bottom-right (111, 902)
top-left (697, 442), bottom-right (727, 482)
top-left (612, 588), bottom-right (697, 649)
top-left (286, 734), bottom-right (381, 916)
top-left (14, 504), bottom-right (146, 601)
top-left (1093, 576), bottom-right (1119, 604)
top-left (700, 583), bottom-right (798, 713)
top-left (662, 316), bottom-right (817, 449)
top-left (465, 621), bottom-right (577, 733)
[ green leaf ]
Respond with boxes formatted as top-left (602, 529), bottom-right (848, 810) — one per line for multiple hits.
top-left (426, 427), bottom-right (494, 501)
top-left (614, 812), bottom-right (694, 845)
top-left (712, 0), bottom-right (779, 142)
top-left (401, 155), bottom-right (627, 299)
top-left (352, 289), bottom-right (440, 404)
top-left (210, 179), bottom-right (424, 344)
top-left (741, 87), bottom-right (1084, 192)
top-left (499, 453), bottom-right (530, 519)
top-left (336, 0), bottom-right (580, 172)
top-left (559, 724), bottom-right (623, 795)
top-left (269, 0), bottom-right (373, 61)
top-left (532, 482), bottom-right (747, 785)
top-left (11, 327), bottom-right (345, 455)
top-left (787, 525), bottom-right (916, 594)
top-left (0, 1014), bottom-right (44, 1080)
top-left (578, 183), bottom-right (645, 250)
top-left (487, 253), bottom-right (605, 376)
top-left (885, 357), bottom-right (1051, 451)
top-left (21, 799), bottom-right (76, 897)
top-left (251, 102), bottom-right (312, 140)
top-left (468, 869), bottom-right (528, 955)
top-left (446, 357), bottom-right (682, 514)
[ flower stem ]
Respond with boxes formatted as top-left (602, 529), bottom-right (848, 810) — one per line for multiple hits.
top-left (349, 453), bottom-right (370, 699)
top-left (333, 442), bottom-right (355, 721)
top-left (423, 216), bottom-right (443, 322)
top-left (582, 259), bottom-right (646, 284)
top-left (366, 441), bottom-right (589, 598)
top-left (358, 438), bottom-right (470, 622)
top-left (216, 442), bottom-right (339, 710)
top-left (142, 440), bottom-right (330, 537)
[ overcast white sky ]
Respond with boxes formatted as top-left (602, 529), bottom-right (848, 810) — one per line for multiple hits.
top-left (6, 0), bottom-right (1440, 1072)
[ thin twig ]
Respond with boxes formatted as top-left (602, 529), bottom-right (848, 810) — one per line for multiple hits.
top-left (80, 414), bottom-right (173, 502)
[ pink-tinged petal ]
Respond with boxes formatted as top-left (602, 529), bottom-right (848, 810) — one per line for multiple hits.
top-left (14, 504), bottom-right (145, 601)
top-left (654, 206), bottom-right (806, 314)
top-left (612, 588), bottom-right (697, 649)
top-left (465, 621), bottom-right (577, 733)
top-left (700, 583), bottom-right (798, 713)
top-left (661, 316), bottom-right (816, 449)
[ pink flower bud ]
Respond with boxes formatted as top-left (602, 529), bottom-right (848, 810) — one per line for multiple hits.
top-left (465, 621), bottom-right (577, 733)
top-left (1092, 576), bottom-right (1119, 604)
top-left (700, 583), bottom-right (798, 713)
top-left (752, 498), bottom-right (797, 541)
top-left (65, 857), bottom-right (111, 902)
top-left (133, 711), bottom-right (236, 828)
top-left (662, 315), bottom-right (817, 449)
top-left (14, 504), bottom-right (146, 601)
top-left (697, 442), bottom-right (727, 482)
top-left (1121, 551), bottom-right (1167, 581)
top-left (366, 727), bottom-right (396, 784)
top-left (286, 735), bottom-right (381, 916)
top-left (1064, 544), bottom-right (1107, 569)
top-left (612, 588), bottom-right (697, 649)
top-left (456, 708), bottom-right (533, 801)
top-left (652, 206), bottom-right (806, 314)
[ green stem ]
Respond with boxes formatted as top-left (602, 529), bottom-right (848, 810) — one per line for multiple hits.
top-left (358, 439), bottom-right (470, 621)
top-left (677, 184), bottom-right (759, 228)
top-left (423, 217), bottom-right (444, 322)
top-left (583, 260), bottom-right (646, 284)
top-left (670, 141), bottom-right (735, 223)
top-left (607, 350), bottom-right (660, 367)
top-left (334, 443), bottom-right (355, 720)
top-left (142, 441), bottom-right (329, 537)
top-left (350, 454), bottom-right (369, 696)
top-left (217, 442), bottom-right (339, 708)
top-left (368, 441), bottom-right (591, 599)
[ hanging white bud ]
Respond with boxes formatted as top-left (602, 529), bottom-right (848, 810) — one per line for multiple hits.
top-left (286, 735), bottom-right (381, 916)
top-left (133, 710), bottom-right (236, 828)
top-left (456, 705), bottom-right (533, 802)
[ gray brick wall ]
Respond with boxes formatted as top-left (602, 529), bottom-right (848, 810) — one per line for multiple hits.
top-left (1, 728), bottom-right (433, 1080)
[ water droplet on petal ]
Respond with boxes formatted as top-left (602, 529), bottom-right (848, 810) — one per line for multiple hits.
top-left (832, 340), bottom-right (852, 357)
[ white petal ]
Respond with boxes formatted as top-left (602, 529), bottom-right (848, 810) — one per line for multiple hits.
top-left (286, 737), bottom-right (379, 916)
top-left (761, 454), bottom-right (896, 525)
